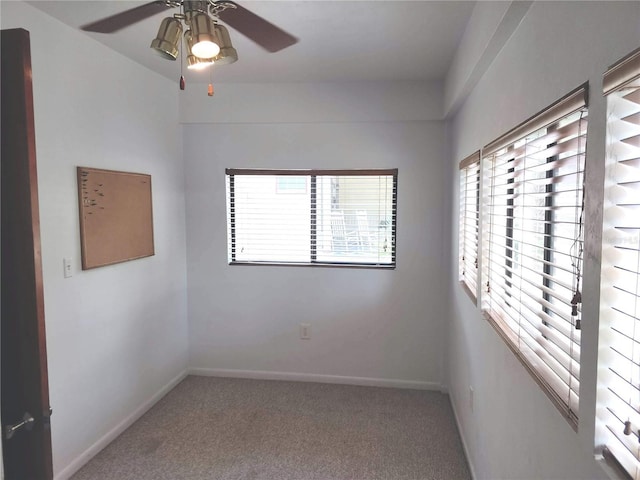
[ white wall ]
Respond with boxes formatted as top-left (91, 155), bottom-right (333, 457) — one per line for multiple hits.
top-left (1, 2), bottom-right (189, 478)
top-left (182, 81), bottom-right (449, 388)
top-left (444, 1), bottom-right (531, 117)
top-left (446, 2), bottom-right (640, 479)
top-left (180, 81), bottom-right (443, 124)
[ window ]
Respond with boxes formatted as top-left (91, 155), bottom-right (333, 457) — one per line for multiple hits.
top-left (597, 48), bottom-right (640, 479)
top-left (459, 151), bottom-right (481, 302)
top-left (226, 169), bottom-right (397, 267)
top-left (482, 86), bottom-right (588, 427)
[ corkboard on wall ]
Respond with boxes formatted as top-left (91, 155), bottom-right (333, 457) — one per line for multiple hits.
top-left (77, 167), bottom-right (154, 270)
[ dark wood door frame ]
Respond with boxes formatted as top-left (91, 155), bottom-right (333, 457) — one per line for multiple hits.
top-left (1, 27), bottom-right (54, 480)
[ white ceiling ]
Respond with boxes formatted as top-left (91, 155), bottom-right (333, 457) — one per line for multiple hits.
top-left (28, 0), bottom-right (476, 84)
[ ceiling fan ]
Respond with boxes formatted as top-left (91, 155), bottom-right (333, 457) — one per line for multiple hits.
top-left (81, 0), bottom-right (298, 77)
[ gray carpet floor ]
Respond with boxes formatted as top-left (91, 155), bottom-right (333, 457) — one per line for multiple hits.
top-left (71, 376), bottom-right (471, 480)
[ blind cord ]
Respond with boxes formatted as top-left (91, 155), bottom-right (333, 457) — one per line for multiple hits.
top-left (570, 110), bottom-right (587, 330)
top-left (567, 109), bottom-right (587, 418)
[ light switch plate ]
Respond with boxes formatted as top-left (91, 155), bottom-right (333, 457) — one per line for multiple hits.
top-left (63, 258), bottom-right (72, 278)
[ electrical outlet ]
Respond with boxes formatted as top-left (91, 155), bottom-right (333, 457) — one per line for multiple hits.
top-left (300, 323), bottom-right (311, 340)
top-left (469, 386), bottom-right (474, 412)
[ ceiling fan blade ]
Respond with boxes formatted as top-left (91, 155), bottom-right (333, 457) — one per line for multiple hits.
top-left (217, 1), bottom-right (298, 53)
top-left (81, 1), bottom-right (172, 33)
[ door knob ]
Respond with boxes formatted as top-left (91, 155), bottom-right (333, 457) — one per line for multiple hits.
top-left (5, 412), bottom-right (35, 440)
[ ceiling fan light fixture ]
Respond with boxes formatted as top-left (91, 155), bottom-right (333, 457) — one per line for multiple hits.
top-left (81, 0), bottom-right (300, 80)
top-left (212, 24), bottom-right (238, 65)
top-left (150, 17), bottom-right (183, 60)
top-left (190, 13), bottom-right (220, 59)
top-left (185, 31), bottom-right (214, 70)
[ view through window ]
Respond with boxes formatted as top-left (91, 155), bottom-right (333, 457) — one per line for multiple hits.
top-left (226, 169), bottom-right (397, 267)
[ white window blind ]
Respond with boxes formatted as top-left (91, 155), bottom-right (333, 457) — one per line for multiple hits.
top-left (598, 48), bottom-right (640, 479)
top-left (482, 86), bottom-right (588, 426)
top-left (226, 169), bottom-right (397, 267)
top-left (459, 151), bottom-right (481, 302)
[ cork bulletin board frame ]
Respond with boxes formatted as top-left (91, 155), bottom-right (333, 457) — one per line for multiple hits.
top-left (77, 167), bottom-right (154, 270)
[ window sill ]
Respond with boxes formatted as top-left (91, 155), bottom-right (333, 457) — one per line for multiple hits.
top-left (597, 447), bottom-right (633, 480)
top-left (482, 309), bottom-right (579, 432)
top-left (228, 261), bottom-right (395, 270)
top-left (459, 280), bottom-right (477, 306)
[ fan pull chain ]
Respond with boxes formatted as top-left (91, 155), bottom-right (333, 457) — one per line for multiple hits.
top-left (179, 12), bottom-right (185, 91)
top-left (208, 64), bottom-right (214, 96)
top-left (625, 420), bottom-right (632, 435)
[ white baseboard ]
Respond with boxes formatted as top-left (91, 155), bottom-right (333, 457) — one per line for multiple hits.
top-left (448, 391), bottom-right (477, 480)
top-left (54, 369), bottom-right (188, 480)
top-left (188, 367), bottom-right (441, 391)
